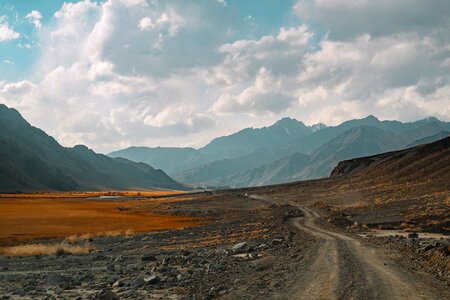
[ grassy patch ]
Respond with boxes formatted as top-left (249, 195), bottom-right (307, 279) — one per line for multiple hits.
top-left (1, 243), bottom-right (95, 257)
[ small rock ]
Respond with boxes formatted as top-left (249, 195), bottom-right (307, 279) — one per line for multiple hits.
top-left (129, 277), bottom-right (145, 288)
top-left (112, 279), bottom-right (124, 288)
top-left (423, 244), bottom-right (434, 251)
top-left (118, 289), bottom-right (136, 298)
top-left (141, 254), bottom-right (157, 262)
top-left (231, 242), bottom-right (247, 253)
top-left (96, 289), bottom-right (119, 300)
top-left (144, 275), bottom-right (160, 284)
top-left (408, 232), bottom-right (419, 239)
top-left (106, 264), bottom-right (115, 272)
top-left (46, 274), bottom-right (68, 286)
top-left (12, 288), bottom-right (25, 296)
top-left (271, 238), bottom-right (283, 246)
top-left (207, 263), bottom-right (225, 273)
top-left (256, 243), bottom-right (268, 251)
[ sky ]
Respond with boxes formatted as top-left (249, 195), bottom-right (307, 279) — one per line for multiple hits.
top-left (0, 0), bottom-right (449, 153)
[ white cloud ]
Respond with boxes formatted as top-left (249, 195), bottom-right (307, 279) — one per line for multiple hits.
top-left (295, 0), bottom-right (450, 40)
top-left (214, 25), bottom-right (312, 85)
top-left (0, 16), bottom-right (19, 41)
top-left (217, 0), bottom-right (227, 7)
top-left (1, 0), bottom-right (450, 153)
top-left (213, 68), bottom-right (296, 115)
top-left (138, 17), bottom-right (154, 31)
top-left (26, 10), bottom-right (42, 29)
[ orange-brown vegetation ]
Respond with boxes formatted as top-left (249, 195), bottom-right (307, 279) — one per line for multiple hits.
top-left (0, 242), bottom-right (95, 257)
top-left (0, 194), bottom-right (204, 247)
top-left (0, 190), bottom-right (185, 199)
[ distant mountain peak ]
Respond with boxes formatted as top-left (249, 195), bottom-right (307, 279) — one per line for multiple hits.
top-left (423, 116), bottom-right (439, 122)
top-left (273, 117), bottom-right (306, 128)
top-left (311, 123), bottom-right (327, 132)
top-left (363, 115), bottom-right (380, 121)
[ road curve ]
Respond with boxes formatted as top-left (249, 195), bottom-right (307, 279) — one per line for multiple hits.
top-left (246, 194), bottom-right (441, 300)
top-left (289, 205), bottom-right (435, 300)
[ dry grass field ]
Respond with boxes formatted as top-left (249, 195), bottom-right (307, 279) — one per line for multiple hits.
top-left (0, 190), bottom-right (185, 199)
top-left (0, 191), bottom-right (204, 247)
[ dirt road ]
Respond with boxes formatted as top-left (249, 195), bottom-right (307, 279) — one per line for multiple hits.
top-left (289, 205), bottom-right (444, 300)
top-left (247, 194), bottom-right (445, 299)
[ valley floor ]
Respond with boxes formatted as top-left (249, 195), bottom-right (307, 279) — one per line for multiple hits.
top-left (0, 179), bottom-right (449, 299)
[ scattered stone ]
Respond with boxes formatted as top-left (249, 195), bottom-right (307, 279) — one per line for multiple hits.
top-left (144, 275), bottom-right (160, 284)
top-left (141, 254), bottom-right (157, 262)
top-left (207, 263), bottom-right (225, 273)
top-left (112, 279), bottom-right (125, 288)
top-left (231, 242), bottom-right (247, 254)
top-left (46, 274), bottom-right (68, 286)
top-left (408, 232), bottom-right (419, 239)
top-left (423, 244), bottom-right (435, 251)
top-left (256, 243), bottom-right (269, 251)
top-left (271, 238), bottom-right (284, 246)
top-left (129, 277), bottom-right (145, 288)
top-left (106, 264), bottom-right (115, 272)
top-left (96, 289), bottom-right (119, 300)
top-left (118, 289), bottom-right (136, 298)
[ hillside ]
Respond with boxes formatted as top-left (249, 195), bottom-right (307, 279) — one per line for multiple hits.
top-left (108, 146), bottom-right (210, 176)
top-left (407, 131), bottom-right (450, 148)
top-left (294, 125), bottom-right (406, 180)
top-left (331, 136), bottom-right (450, 184)
top-left (198, 117), bottom-right (323, 160)
top-left (0, 104), bottom-right (184, 192)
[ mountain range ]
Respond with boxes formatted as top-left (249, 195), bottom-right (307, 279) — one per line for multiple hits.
top-left (2, 102), bottom-right (449, 191)
top-left (0, 104), bottom-right (184, 192)
top-left (110, 115), bottom-right (450, 188)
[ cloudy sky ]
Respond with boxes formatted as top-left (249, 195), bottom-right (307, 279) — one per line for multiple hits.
top-left (1, 0), bottom-right (449, 153)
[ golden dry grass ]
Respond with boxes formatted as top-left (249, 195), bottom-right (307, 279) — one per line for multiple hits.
top-left (0, 195), bottom-right (204, 246)
top-left (0, 243), bottom-right (95, 257)
top-left (0, 190), bottom-right (185, 199)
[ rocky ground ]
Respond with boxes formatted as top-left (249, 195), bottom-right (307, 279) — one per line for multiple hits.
top-left (0, 184), bottom-right (449, 299)
top-left (0, 193), bottom-right (318, 299)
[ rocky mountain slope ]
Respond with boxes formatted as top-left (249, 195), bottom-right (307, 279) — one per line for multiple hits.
top-left (110, 114), bottom-right (450, 188)
top-left (331, 136), bottom-right (450, 183)
top-left (0, 104), bottom-right (184, 192)
top-left (108, 146), bottom-right (210, 175)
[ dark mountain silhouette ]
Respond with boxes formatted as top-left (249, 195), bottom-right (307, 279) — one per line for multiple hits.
top-left (0, 104), bottom-right (184, 192)
top-left (331, 136), bottom-right (450, 185)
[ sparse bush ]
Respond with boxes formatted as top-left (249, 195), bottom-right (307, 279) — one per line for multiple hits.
top-left (0, 243), bottom-right (95, 257)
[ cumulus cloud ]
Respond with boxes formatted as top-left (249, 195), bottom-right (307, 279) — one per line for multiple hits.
top-left (26, 10), bottom-right (43, 29)
top-left (214, 25), bottom-right (313, 84)
top-left (213, 68), bottom-right (296, 115)
top-left (0, 16), bottom-right (19, 41)
top-left (295, 0), bottom-right (450, 40)
top-left (1, 0), bottom-right (450, 152)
